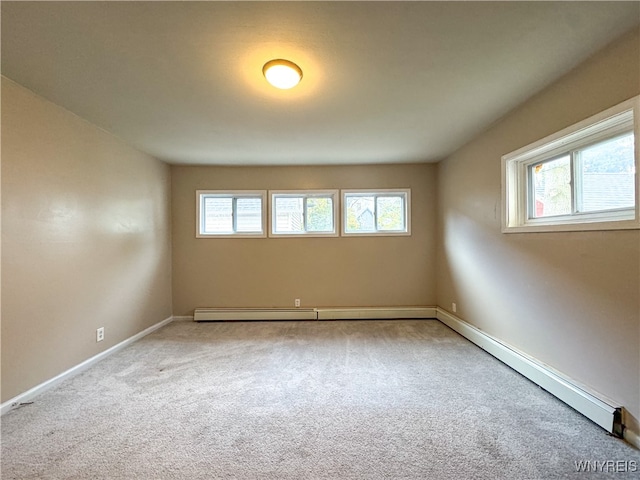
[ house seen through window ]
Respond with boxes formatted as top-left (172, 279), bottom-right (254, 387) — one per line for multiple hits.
top-left (343, 190), bottom-right (411, 236)
top-left (197, 191), bottom-right (266, 237)
top-left (270, 191), bottom-right (338, 237)
top-left (502, 96), bottom-right (639, 233)
top-left (530, 133), bottom-right (635, 219)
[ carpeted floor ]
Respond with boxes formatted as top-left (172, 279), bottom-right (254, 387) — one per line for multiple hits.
top-left (1, 319), bottom-right (638, 479)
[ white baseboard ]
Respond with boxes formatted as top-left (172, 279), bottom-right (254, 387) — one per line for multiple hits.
top-left (1, 315), bottom-right (174, 416)
top-left (173, 315), bottom-right (194, 322)
top-left (194, 308), bottom-right (317, 321)
top-left (316, 306), bottom-right (436, 320)
top-left (194, 306), bottom-right (437, 322)
top-left (436, 308), bottom-right (622, 436)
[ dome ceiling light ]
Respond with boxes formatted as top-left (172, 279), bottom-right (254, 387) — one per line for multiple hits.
top-left (262, 59), bottom-right (303, 89)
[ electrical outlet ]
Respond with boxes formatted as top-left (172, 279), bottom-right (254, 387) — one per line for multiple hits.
top-left (452, 303), bottom-right (457, 313)
top-left (96, 327), bottom-right (105, 342)
top-left (295, 298), bottom-right (301, 308)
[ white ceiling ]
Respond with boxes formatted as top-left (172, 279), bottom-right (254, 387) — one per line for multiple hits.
top-left (2, 1), bottom-right (639, 166)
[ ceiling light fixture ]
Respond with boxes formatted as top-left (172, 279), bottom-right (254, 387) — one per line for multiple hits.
top-left (262, 59), bottom-right (303, 89)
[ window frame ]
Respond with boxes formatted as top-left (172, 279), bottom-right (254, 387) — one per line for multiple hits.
top-left (196, 190), bottom-right (267, 238)
top-left (269, 190), bottom-right (340, 238)
top-left (341, 189), bottom-right (411, 237)
top-left (502, 96), bottom-right (639, 233)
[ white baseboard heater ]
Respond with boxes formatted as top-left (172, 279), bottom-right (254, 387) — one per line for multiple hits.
top-left (194, 308), bottom-right (317, 322)
top-left (193, 307), bottom-right (436, 322)
top-left (316, 307), bottom-right (436, 320)
top-left (436, 308), bottom-right (624, 438)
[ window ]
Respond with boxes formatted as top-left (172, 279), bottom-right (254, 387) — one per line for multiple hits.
top-left (196, 190), bottom-right (266, 237)
top-left (342, 189), bottom-right (411, 236)
top-left (270, 190), bottom-right (339, 237)
top-left (502, 96), bottom-right (639, 233)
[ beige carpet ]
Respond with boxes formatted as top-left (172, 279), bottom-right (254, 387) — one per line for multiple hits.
top-left (1, 319), bottom-right (638, 479)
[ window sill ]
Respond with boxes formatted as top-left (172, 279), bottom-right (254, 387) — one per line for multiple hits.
top-left (502, 217), bottom-right (640, 233)
top-left (268, 232), bottom-right (339, 238)
top-left (196, 233), bottom-right (267, 239)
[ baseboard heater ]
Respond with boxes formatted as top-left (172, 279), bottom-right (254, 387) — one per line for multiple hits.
top-left (193, 307), bottom-right (436, 322)
top-left (194, 308), bottom-right (317, 322)
top-left (436, 308), bottom-right (624, 438)
top-left (316, 307), bottom-right (436, 320)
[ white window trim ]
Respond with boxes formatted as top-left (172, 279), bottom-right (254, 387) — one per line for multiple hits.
top-left (502, 96), bottom-right (640, 233)
top-left (196, 190), bottom-right (267, 238)
top-left (269, 190), bottom-right (339, 238)
top-left (341, 188), bottom-right (411, 237)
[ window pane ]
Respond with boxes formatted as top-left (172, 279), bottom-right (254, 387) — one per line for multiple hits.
top-left (577, 133), bottom-right (635, 213)
top-left (376, 196), bottom-right (405, 231)
top-left (203, 197), bottom-right (232, 233)
top-left (236, 198), bottom-right (262, 232)
top-left (306, 197), bottom-right (333, 232)
top-left (531, 156), bottom-right (572, 218)
top-left (345, 196), bottom-right (375, 232)
top-left (274, 197), bottom-right (304, 233)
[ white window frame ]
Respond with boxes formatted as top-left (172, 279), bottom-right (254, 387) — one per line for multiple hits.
top-left (341, 189), bottom-right (411, 236)
top-left (196, 190), bottom-right (267, 238)
top-left (502, 96), bottom-right (640, 233)
top-left (269, 190), bottom-right (339, 238)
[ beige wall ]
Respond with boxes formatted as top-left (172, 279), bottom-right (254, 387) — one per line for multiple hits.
top-left (1, 78), bottom-right (173, 403)
top-left (436, 28), bottom-right (640, 429)
top-left (3, 24), bottom-right (638, 437)
top-left (172, 164), bottom-right (436, 315)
